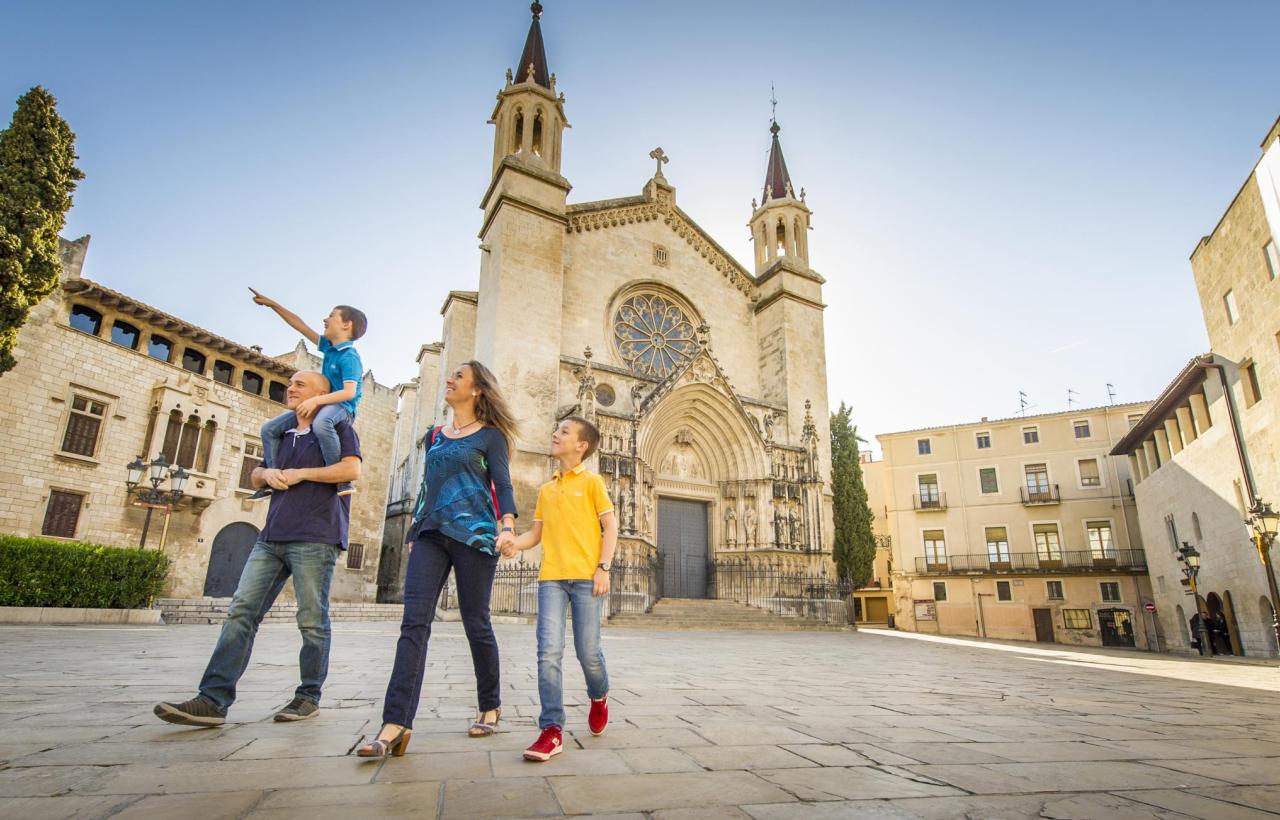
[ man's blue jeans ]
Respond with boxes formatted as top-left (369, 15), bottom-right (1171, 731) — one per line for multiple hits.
top-left (198, 540), bottom-right (338, 711)
top-left (260, 405), bottom-right (350, 469)
top-left (537, 580), bottom-right (609, 730)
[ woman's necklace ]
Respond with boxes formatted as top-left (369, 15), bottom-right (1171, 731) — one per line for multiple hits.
top-left (450, 417), bottom-right (480, 436)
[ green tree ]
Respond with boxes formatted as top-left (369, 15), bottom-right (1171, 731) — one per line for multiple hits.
top-left (830, 403), bottom-right (876, 588)
top-left (0, 86), bottom-right (84, 375)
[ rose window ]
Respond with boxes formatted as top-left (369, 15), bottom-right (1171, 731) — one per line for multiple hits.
top-left (612, 293), bottom-right (699, 378)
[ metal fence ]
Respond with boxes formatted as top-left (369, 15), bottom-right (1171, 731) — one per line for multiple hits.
top-left (440, 555), bottom-right (664, 618)
top-left (914, 549), bottom-right (1147, 575)
top-left (709, 559), bottom-right (852, 625)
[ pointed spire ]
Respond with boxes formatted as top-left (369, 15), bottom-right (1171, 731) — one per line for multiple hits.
top-left (514, 2), bottom-right (551, 88)
top-left (762, 119), bottom-right (794, 204)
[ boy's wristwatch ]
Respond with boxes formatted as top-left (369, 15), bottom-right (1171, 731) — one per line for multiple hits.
top-left (501, 527), bottom-right (514, 533)
top-left (597, 563), bottom-right (611, 572)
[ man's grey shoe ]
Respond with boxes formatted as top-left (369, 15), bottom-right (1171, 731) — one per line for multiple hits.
top-left (154, 697), bottom-right (226, 727)
top-left (274, 697), bottom-right (319, 721)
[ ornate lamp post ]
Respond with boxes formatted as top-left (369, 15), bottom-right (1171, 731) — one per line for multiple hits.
top-left (125, 455), bottom-right (188, 547)
top-left (1177, 542), bottom-right (1211, 656)
top-left (1247, 500), bottom-right (1280, 650)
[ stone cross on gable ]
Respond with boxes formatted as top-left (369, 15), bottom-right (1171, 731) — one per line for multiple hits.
top-left (649, 147), bottom-right (669, 179)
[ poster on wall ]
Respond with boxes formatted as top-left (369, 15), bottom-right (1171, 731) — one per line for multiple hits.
top-left (914, 600), bottom-right (937, 621)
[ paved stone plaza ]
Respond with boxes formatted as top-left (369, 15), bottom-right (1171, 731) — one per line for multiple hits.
top-left (1, 622), bottom-right (1278, 819)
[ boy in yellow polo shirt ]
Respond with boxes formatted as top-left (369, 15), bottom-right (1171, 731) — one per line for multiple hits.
top-left (502, 415), bottom-right (617, 761)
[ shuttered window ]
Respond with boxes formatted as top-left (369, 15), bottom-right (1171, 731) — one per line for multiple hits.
top-left (41, 491), bottom-right (84, 538)
top-left (239, 442), bottom-right (263, 490)
top-left (61, 396), bottom-right (105, 457)
top-left (346, 543), bottom-right (364, 570)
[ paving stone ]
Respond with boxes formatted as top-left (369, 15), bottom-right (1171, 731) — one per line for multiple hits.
top-left (0, 795), bottom-right (139, 820)
top-left (440, 776), bottom-right (560, 819)
top-left (778, 743), bottom-right (875, 767)
top-left (906, 761), bottom-right (1231, 794)
top-left (109, 790), bottom-right (263, 819)
top-left (614, 747), bottom-right (704, 773)
top-left (745, 792), bottom-right (1200, 819)
top-left (490, 748), bottom-right (631, 777)
top-left (1189, 785), bottom-right (1280, 813)
top-left (681, 744), bottom-right (817, 771)
top-left (754, 766), bottom-right (961, 801)
top-left (0, 766), bottom-right (111, 798)
top-left (373, 751), bottom-right (493, 782)
top-left (550, 771), bottom-right (795, 814)
top-left (1116, 788), bottom-right (1279, 819)
top-left (83, 757), bottom-right (376, 795)
top-left (1140, 757), bottom-right (1280, 786)
top-left (249, 782), bottom-right (441, 820)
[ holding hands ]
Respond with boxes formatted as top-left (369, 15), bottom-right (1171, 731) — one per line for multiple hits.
top-left (497, 530), bottom-right (518, 558)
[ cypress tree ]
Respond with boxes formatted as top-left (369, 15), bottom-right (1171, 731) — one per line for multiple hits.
top-left (830, 403), bottom-right (876, 588)
top-left (0, 86), bottom-right (84, 375)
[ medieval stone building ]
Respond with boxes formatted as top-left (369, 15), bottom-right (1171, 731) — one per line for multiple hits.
top-left (383, 4), bottom-right (834, 600)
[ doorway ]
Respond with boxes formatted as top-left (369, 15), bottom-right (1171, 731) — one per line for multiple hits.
top-left (1099, 608), bottom-right (1136, 648)
top-left (1032, 608), bottom-right (1055, 643)
top-left (203, 522), bottom-right (259, 597)
top-left (657, 497), bottom-right (708, 598)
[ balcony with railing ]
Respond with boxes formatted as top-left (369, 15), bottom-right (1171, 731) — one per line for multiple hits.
top-left (913, 549), bottom-right (1146, 575)
top-left (913, 492), bottom-right (947, 512)
top-left (1020, 484), bottom-right (1061, 505)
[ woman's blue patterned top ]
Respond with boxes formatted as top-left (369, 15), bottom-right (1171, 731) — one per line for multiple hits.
top-left (408, 426), bottom-right (517, 555)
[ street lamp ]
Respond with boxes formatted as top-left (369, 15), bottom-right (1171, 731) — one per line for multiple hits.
top-left (1177, 541), bottom-right (1212, 656)
top-left (124, 454), bottom-right (187, 547)
top-left (1247, 499), bottom-right (1280, 650)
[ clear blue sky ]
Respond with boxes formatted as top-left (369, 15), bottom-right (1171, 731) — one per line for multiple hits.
top-left (4, 1), bottom-right (1278, 451)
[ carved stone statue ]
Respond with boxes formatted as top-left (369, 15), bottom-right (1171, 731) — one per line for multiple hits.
top-left (788, 509), bottom-right (800, 546)
top-left (724, 506), bottom-right (738, 546)
top-left (773, 510), bottom-right (783, 546)
top-left (763, 412), bottom-right (775, 442)
top-left (745, 504), bottom-right (758, 546)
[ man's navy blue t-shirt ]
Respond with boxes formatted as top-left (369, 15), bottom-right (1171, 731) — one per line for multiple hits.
top-left (261, 419), bottom-right (362, 549)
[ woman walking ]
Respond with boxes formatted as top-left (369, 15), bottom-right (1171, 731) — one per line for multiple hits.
top-left (358, 361), bottom-right (518, 757)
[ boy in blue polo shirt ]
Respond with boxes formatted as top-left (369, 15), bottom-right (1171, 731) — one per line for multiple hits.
top-left (249, 288), bottom-right (366, 497)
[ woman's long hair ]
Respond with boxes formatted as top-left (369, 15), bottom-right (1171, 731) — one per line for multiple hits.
top-left (465, 360), bottom-right (518, 454)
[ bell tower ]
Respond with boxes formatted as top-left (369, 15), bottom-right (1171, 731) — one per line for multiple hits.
top-left (749, 119), bottom-right (811, 275)
top-left (488, 2), bottom-right (569, 178)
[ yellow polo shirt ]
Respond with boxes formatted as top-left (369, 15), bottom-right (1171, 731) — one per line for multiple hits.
top-left (534, 463), bottom-right (614, 581)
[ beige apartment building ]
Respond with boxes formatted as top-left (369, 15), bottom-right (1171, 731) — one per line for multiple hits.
top-left (851, 453), bottom-right (894, 625)
top-left (1112, 116), bottom-right (1280, 658)
top-left (0, 237), bottom-right (397, 603)
top-left (878, 404), bottom-right (1155, 648)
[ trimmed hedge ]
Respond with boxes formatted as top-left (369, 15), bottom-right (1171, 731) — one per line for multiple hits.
top-left (0, 535), bottom-right (170, 609)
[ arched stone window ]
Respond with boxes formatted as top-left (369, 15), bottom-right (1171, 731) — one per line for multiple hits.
top-left (69, 304), bottom-right (102, 335)
top-left (512, 109), bottom-right (524, 154)
top-left (612, 291), bottom-right (700, 378)
top-left (775, 219), bottom-right (787, 256)
top-left (532, 111), bottom-right (544, 157)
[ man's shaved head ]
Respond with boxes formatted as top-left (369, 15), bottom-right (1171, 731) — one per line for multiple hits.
top-left (285, 370), bottom-right (329, 408)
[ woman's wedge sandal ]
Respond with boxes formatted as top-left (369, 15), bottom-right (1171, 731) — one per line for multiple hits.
top-left (468, 707), bottom-right (501, 737)
top-left (356, 725), bottom-right (412, 758)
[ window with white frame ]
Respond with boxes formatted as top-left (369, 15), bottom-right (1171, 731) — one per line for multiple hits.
top-left (1224, 289), bottom-right (1239, 324)
top-left (1127, 413), bottom-right (1143, 429)
top-left (1034, 523), bottom-right (1062, 561)
top-left (979, 467), bottom-right (999, 494)
top-left (1023, 426), bottom-right (1039, 444)
top-left (238, 441), bottom-right (263, 491)
top-left (1078, 458), bottom-right (1102, 488)
top-left (61, 395), bottom-right (107, 458)
top-left (1025, 463), bottom-right (1051, 496)
top-left (918, 474), bottom-right (940, 508)
top-left (1100, 581), bottom-right (1122, 603)
top-left (996, 580), bottom-right (1013, 601)
top-left (1265, 240), bottom-right (1279, 281)
top-left (1045, 580), bottom-right (1064, 600)
top-left (1086, 520), bottom-right (1116, 559)
top-left (917, 438), bottom-right (932, 455)
top-left (1073, 420), bottom-right (1091, 439)
top-left (985, 526), bottom-right (1010, 563)
top-left (923, 530), bottom-right (946, 566)
top-left (975, 431), bottom-right (991, 449)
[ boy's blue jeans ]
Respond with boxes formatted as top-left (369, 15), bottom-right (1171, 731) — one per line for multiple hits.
top-left (537, 580), bottom-right (609, 730)
top-left (198, 540), bottom-right (338, 711)
top-left (260, 405), bottom-right (350, 469)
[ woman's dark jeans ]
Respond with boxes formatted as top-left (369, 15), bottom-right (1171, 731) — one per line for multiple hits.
top-left (382, 530), bottom-right (500, 728)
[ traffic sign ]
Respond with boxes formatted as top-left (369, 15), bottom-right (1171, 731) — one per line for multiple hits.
top-left (1144, 602), bottom-right (1156, 613)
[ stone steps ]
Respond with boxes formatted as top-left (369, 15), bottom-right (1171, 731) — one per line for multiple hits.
top-left (608, 597), bottom-right (851, 632)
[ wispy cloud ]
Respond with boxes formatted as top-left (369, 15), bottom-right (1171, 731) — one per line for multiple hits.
top-left (1049, 341), bottom-right (1084, 355)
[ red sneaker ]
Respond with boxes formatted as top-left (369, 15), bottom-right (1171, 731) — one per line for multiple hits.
top-left (523, 726), bottom-right (563, 762)
top-left (588, 696), bottom-right (609, 736)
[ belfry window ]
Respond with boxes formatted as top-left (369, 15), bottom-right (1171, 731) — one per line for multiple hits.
top-left (512, 110), bottom-right (524, 154)
top-left (775, 221), bottom-right (787, 256)
top-left (532, 112), bottom-right (544, 157)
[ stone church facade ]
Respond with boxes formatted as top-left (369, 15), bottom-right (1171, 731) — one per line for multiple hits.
top-left (383, 4), bottom-right (835, 600)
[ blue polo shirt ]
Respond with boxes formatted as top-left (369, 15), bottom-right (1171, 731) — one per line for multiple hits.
top-left (261, 420), bottom-right (362, 549)
top-left (318, 337), bottom-right (363, 418)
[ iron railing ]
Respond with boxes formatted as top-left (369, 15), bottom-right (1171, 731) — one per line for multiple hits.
top-left (709, 559), bottom-right (852, 625)
top-left (1020, 484), bottom-right (1061, 505)
top-left (913, 492), bottom-right (947, 511)
top-left (440, 555), bottom-right (664, 618)
top-left (913, 549), bottom-right (1147, 575)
